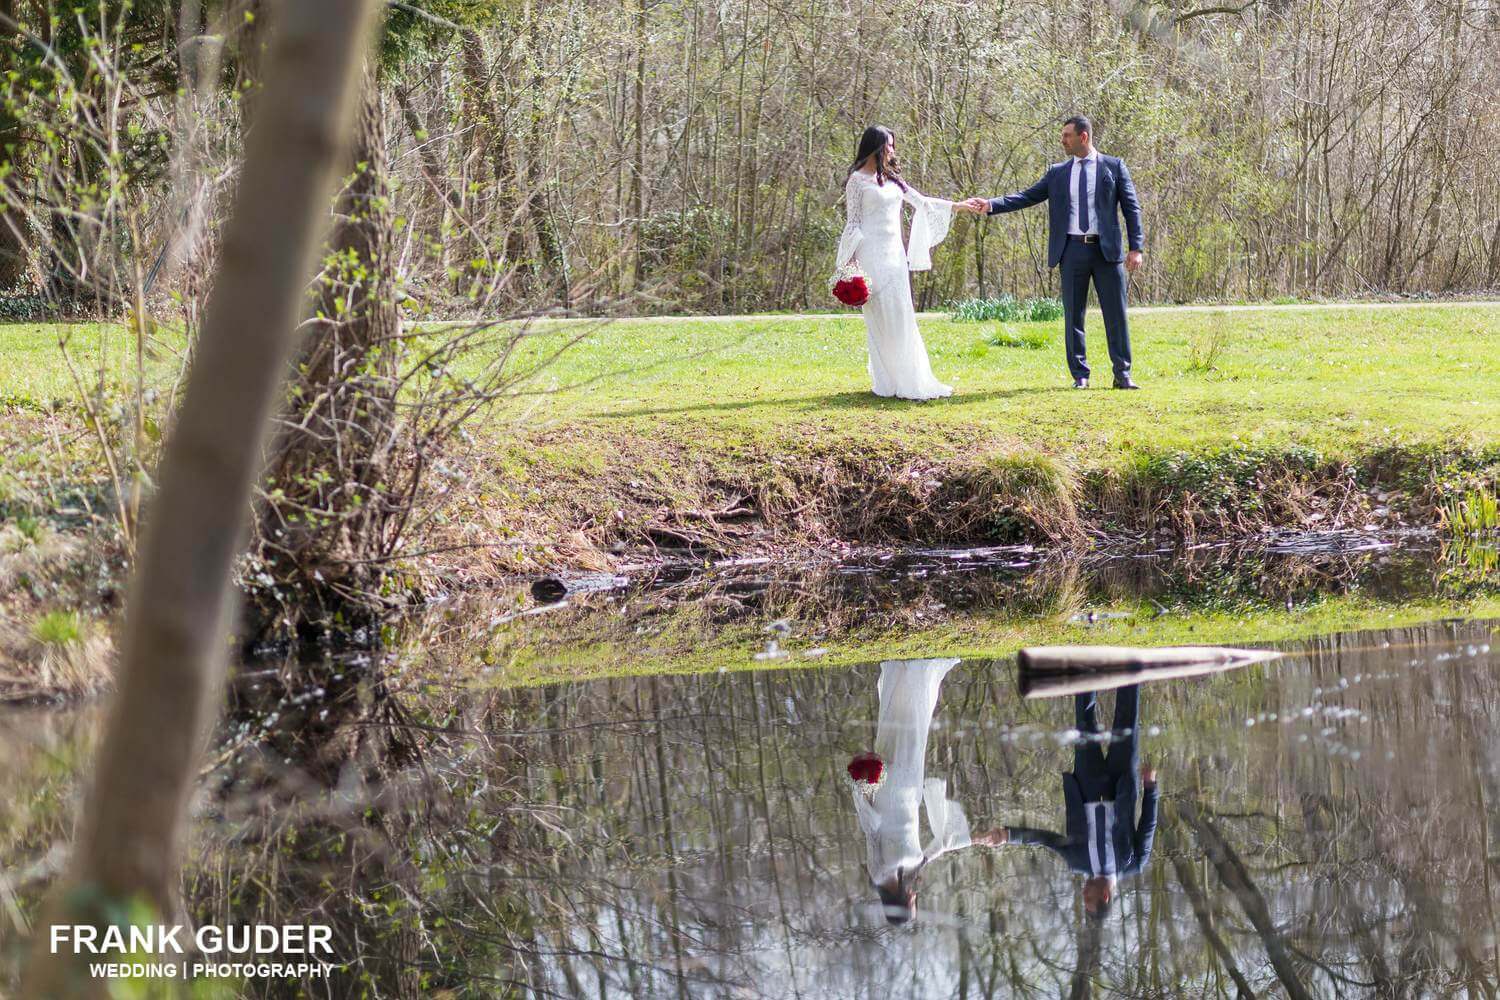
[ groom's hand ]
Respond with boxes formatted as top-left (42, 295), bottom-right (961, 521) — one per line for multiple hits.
top-left (963, 197), bottom-right (989, 215)
top-left (1125, 250), bottom-right (1144, 273)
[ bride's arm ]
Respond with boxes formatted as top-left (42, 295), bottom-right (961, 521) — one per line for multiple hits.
top-left (835, 174), bottom-right (865, 269)
top-left (901, 184), bottom-right (954, 271)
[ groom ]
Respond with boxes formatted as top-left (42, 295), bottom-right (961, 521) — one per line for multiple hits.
top-left (973, 684), bottom-right (1159, 922)
top-left (966, 116), bottom-right (1145, 389)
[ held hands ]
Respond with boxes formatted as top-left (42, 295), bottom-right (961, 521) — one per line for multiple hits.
top-left (957, 197), bottom-right (989, 215)
top-left (975, 826), bottom-right (1009, 847)
top-left (1125, 250), bottom-right (1144, 273)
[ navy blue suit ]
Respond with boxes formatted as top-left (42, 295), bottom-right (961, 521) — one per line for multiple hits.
top-left (987, 155), bottom-right (1144, 381)
top-left (1006, 685), bottom-right (1158, 878)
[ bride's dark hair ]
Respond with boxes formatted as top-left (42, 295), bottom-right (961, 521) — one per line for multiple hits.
top-left (848, 125), bottom-right (906, 190)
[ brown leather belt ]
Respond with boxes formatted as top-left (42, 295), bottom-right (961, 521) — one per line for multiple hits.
top-left (1069, 234), bottom-right (1100, 244)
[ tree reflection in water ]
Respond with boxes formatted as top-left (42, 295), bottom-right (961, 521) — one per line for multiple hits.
top-left (2, 619), bottom-right (1497, 997)
top-left (269, 622), bottom-right (1500, 995)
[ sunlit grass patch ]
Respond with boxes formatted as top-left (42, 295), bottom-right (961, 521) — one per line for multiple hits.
top-left (989, 325), bottom-right (1052, 349)
top-left (31, 610), bottom-right (83, 646)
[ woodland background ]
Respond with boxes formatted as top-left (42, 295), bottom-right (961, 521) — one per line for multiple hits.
top-left (2, 0), bottom-right (1499, 322)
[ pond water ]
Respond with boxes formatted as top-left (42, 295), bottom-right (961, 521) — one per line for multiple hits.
top-left (2, 543), bottom-right (1499, 998)
top-left (452, 619), bottom-right (1499, 999)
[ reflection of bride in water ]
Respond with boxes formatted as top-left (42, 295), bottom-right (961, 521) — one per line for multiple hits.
top-left (848, 658), bottom-right (973, 925)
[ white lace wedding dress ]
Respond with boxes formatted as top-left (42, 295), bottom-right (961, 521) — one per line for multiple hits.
top-left (836, 172), bottom-right (955, 400)
top-left (849, 658), bottom-right (973, 889)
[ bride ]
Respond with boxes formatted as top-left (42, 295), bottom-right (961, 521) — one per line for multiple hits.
top-left (835, 126), bottom-right (981, 400)
top-left (849, 658), bottom-right (975, 925)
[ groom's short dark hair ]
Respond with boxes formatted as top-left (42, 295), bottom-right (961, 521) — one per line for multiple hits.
top-left (1063, 115), bottom-right (1092, 137)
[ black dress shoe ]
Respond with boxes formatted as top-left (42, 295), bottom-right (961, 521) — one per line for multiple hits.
top-left (1113, 376), bottom-right (1140, 390)
top-left (1073, 378), bottom-right (1089, 389)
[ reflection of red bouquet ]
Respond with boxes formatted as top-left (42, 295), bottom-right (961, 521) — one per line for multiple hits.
top-left (846, 752), bottom-right (886, 797)
top-left (832, 275), bottom-right (869, 307)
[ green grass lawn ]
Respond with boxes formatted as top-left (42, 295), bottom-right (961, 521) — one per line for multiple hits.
top-left (7, 304), bottom-right (1497, 458)
top-left (506, 304), bottom-right (1500, 458)
top-left (0, 322), bottom-right (141, 409)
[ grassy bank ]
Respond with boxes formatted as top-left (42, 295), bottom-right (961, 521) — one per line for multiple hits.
top-left (466, 303), bottom-right (1500, 571)
top-left (3, 304), bottom-right (1499, 575)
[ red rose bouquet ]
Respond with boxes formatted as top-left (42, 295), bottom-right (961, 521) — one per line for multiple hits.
top-left (846, 751), bottom-right (886, 798)
top-left (829, 262), bottom-right (870, 307)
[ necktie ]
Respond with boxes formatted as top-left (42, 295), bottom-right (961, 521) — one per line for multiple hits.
top-left (1077, 159), bottom-right (1090, 234)
top-left (1094, 804), bottom-right (1110, 873)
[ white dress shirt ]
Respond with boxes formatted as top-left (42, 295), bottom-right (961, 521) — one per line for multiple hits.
top-left (1067, 150), bottom-right (1100, 237)
top-left (1085, 800), bottom-right (1117, 875)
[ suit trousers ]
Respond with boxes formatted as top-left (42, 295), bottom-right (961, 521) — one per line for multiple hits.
top-left (1059, 240), bottom-right (1132, 381)
top-left (1073, 685), bottom-right (1140, 801)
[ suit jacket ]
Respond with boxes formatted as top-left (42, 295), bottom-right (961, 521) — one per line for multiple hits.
top-left (1008, 772), bottom-right (1158, 878)
top-left (987, 155), bottom-right (1144, 266)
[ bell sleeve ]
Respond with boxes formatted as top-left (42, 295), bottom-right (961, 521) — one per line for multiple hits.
top-left (902, 185), bottom-right (953, 272)
top-left (835, 174), bottom-right (865, 270)
top-left (921, 777), bottom-right (973, 861)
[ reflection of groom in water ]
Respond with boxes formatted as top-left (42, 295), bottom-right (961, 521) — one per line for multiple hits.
top-left (977, 684), bottom-right (1158, 918)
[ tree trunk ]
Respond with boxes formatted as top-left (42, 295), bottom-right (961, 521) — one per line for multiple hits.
top-left (1179, 797), bottom-right (1316, 1000)
top-left (0, 14), bottom-right (21, 290)
top-left (23, 1), bottom-right (378, 994)
top-left (0, 130), bottom-right (24, 289)
top-left (0, 1), bottom-right (24, 290)
top-left (395, 82), bottom-right (459, 221)
top-left (630, 0), bottom-right (647, 288)
top-left (0, 218), bottom-right (23, 291)
top-left (460, 27), bottom-right (528, 298)
top-left (256, 64), bottom-right (402, 624)
top-left (526, 12), bottom-right (570, 305)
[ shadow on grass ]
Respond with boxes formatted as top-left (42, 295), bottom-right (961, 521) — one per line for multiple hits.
top-left (595, 385), bottom-right (1063, 419)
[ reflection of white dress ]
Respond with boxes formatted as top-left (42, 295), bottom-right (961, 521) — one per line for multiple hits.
top-left (836, 172), bottom-right (955, 400)
top-left (850, 658), bottom-right (972, 885)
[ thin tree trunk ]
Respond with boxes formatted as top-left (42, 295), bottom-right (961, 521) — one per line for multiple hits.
top-left (24, 1), bottom-right (377, 994)
top-left (630, 0), bottom-right (647, 288)
top-left (460, 27), bottom-right (528, 297)
top-left (1180, 796), bottom-right (1315, 1000)
top-left (395, 82), bottom-right (458, 218)
top-left (0, 0), bottom-right (24, 291)
top-left (257, 64), bottom-right (402, 622)
top-left (526, 11), bottom-right (570, 305)
top-left (1170, 846), bottom-right (1256, 999)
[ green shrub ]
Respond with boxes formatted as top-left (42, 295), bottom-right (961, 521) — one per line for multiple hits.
top-left (1186, 319), bottom-right (1230, 373)
top-left (950, 295), bottom-right (1064, 323)
top-left (1442, 489), bottom-right (1499, 535)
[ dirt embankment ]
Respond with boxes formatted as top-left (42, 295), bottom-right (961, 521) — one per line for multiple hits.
top-left (450, 429), bottom-right (1500, 580)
